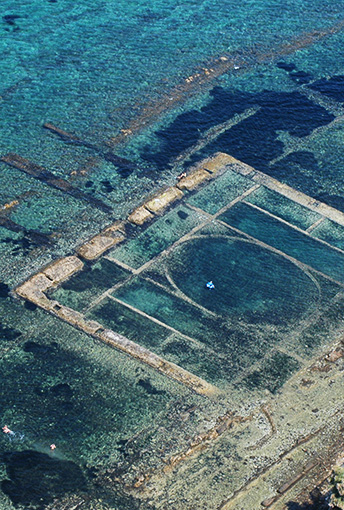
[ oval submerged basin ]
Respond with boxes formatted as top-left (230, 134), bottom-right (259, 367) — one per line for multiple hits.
top-left (166, 236), bottom-right (319, 324)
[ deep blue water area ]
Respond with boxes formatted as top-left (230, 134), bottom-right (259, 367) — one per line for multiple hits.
top-left (3, 0), bottom-right (344, 507)
top-left (141, 87), bottom-right (334, 169)
top-left (310, 75), bottom-right (344, 102)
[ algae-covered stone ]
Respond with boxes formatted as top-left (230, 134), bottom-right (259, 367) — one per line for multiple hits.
top-left (177, 169), bottom-right (210, 191)
top-left (54, 305), bottom-right (102, 334)
top-left (43, 256), bottom-right (84, 283)
top-left (78, 235), bottom-right (123, 261)
top-left (330, 466), bottom-right (344, 509)
top-left (128, 205), bottom-right (153, 225)
top-left (203, 152), bottom-right (239, 173)
top-left (99, 330), bottom-right (219, 396)
top-left (103, 220), bottom-right (126, 236)
top-left (144, 187), bottom-right (183, 214)
top-left (16, 273), bottom-right (55, 309)
top-left (16, 273), bottom-right (53, 298)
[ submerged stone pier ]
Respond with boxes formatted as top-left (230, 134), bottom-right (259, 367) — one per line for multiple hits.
top-left (1, 152), bottom-right (112, 213)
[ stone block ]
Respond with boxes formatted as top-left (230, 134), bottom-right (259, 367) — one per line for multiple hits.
top-left (100, 329), bottom-right (161, 368)
top-left (54, 306), bottom-right (101, 334)
top-left (231, 161), bottom-right (255, 176)
top-left (103, 221), bottom-right (126, 236)
top-left (16, 272), bottom-right (56, 309)
top-left (176, 169), bottom-right (210, 191)
top-left (203, 152), bottom-right (238, 173)
top-left (43, 256), bottom-right (84, 283)
top-left (326, 348), bottom-right (344, 362)
top-left (83, 319), bottom-right (104, 335)
top-left (277, 472), bottom-right (304, 494)
top-left (78, 235), bottom-right (123, 261)
top-left (144, 187), bottom-right (183, 214)
top-left (29, 292), bottom-right (53, 309)
top-left (55, 305), bottom-right (84, 324)
top-left (128, 206), bottom-right (154, 226)
top-left (16, 273), bottom-right (53, 300)
top-left (33, 292), bottom-right (52, 308)
top-left (261, 497), bottom-right (276, 507)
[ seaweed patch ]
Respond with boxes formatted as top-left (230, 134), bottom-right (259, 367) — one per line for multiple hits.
top-left (1, 450), bottom-right (87, 509)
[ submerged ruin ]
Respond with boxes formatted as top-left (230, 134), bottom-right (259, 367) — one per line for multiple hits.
top-left (6, 152), bottom-right (344, 508)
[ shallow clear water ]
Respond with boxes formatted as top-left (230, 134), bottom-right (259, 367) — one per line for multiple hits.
top-left (2, 0), bottom-right (344, 508)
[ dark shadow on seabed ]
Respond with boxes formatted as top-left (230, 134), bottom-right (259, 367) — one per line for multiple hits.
top-left (1, 449), bottom-right (144, 510)
top-left (1, 450), bottom-right (87, 509)
top-left (286, 487), bottom-right (329, 510)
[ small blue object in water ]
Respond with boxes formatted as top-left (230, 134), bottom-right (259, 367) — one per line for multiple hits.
top-left (206, 281), bottom-right (215, 289)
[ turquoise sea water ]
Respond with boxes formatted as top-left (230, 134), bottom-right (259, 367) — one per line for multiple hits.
top-left (2, 0), bottom-right (344, 285)
top-left (2, 0), bottom-right (344, 508)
